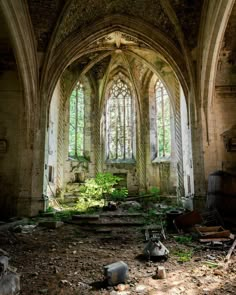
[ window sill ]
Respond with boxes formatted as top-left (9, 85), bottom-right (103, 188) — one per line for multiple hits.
top-left (67, 156), bottom-right (90, 162)
top-left (105, 158), bottom-right (136, 164)
top-left (152, 157), bottom-right (171, 164)
top-left (67, 158), bottom-right (79, 162)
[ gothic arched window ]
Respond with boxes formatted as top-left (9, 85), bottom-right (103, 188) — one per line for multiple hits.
top-left (106, 78), bottom-right (134, 161)
top-left (69, 82), bottom-right (84, 158)
top-left (155, 80), bottom-right (171, 158)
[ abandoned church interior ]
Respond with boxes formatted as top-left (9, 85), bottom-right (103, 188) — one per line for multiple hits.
top-left (0, 0), bottom-right (236, 294)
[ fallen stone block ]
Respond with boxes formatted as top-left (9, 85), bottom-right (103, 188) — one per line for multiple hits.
top-left (38, 221), bottom-right (64, 229)
top-left (0, 272), bottom-right (20, 295)
top-left (104, 261), bottom-right (128, 286)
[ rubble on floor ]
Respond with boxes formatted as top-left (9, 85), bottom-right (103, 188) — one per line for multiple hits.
top-left (0, 206), bottom-right (235, 294)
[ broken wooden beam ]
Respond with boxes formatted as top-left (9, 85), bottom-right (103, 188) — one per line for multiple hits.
top-left (225, 239), bottom-right (236, 262)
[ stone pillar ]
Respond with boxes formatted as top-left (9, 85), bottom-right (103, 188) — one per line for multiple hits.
top-left (174, 80), bottom-right (185, 199)
top-left (190, 104), bottom-right (207, 207)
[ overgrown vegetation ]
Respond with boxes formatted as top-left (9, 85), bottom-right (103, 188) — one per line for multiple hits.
top-left (110, 187), bottom-right (128, 202)
top-left (75, 172), bottom-right (122, 211)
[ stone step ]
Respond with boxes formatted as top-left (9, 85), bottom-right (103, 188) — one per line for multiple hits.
top-left (68, 219), bottom-right (145, 227)
top-left (71, 213), bottom-right (148, 219)
top-left (62, 195), bottom-right (79, 204)
top-left (72, 214), bottom-right (100, 220)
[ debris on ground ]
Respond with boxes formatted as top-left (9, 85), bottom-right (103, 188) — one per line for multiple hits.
top-left (13, 224), bottom-right (37, 234)
top-left (225, 239), bottom-right (236, 263)
top-left (0, 206), bottom-right (235, 294)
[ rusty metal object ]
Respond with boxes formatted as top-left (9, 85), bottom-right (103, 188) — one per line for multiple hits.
top-left (143, 239), bottom-right (169, 259)
top-left (174, 210), bottom-right (203, 231)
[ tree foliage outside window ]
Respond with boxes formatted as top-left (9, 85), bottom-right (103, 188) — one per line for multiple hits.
top-left (155, 80), bottom-right (171, 158)
top-left (106, 78), bottom-right (134, 161)
top-left (69, 82), bottom-right (84, 158)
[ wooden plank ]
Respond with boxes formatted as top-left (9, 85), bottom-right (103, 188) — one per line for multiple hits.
top-left (196, 226), bottom-right (224, 232)
top-left (200, 238), bottom-right (231, 243)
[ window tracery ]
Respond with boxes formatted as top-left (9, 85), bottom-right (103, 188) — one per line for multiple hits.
top-left (106, 77), bottom-right (134, 161)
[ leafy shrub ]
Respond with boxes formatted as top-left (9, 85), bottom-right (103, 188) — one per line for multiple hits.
top-left (110, 187), bottom-right (128, 202)
top-left (76, 173), bottom-right (122, 209)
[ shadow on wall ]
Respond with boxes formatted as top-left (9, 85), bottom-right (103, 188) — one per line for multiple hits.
top-left (207, 170), bottom-right (236, 217)
top-left (0, 179), bottom-right (17, 220)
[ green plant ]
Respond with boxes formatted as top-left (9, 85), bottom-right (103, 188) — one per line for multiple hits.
top-left (110, 187), bottom-right (128, 202)
top-left (54, 209), bottom-right (77, 221)
top-left (174, 235), bottom-right (192, 245)
top-left (144, 209), bottom-right (160, 225)
top-left (149, 186), bottom-right (160, 201)
top-left (75, 172), bottom-right (122, 209)
top-left (203, 261), bottom-right (218, 268)
top-left (46, 206), bottom-right (55, 213)
top-left (95, 173), bottom-right (121, 195)
top-left (173, 249), bottom-right (193, 262)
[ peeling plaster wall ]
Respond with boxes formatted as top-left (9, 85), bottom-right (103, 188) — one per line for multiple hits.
top-left (0, 70), bottom-right (23, 218)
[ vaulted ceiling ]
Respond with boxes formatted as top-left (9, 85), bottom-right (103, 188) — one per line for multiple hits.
top-left (0, 0), bottom-right (235, 105)
top-left (28, 0), bottom-right (203, 52)
top-left (216, 2), bottom-right (236, 86)
top-left (62, 30), bottom-right (174, 99)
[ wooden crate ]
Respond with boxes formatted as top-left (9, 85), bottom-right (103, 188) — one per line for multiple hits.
top-left (195, 226), bottom-right (230, 239)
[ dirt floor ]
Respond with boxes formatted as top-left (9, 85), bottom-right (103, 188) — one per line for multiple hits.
top-left (0, 219), bottom-right (236, 295)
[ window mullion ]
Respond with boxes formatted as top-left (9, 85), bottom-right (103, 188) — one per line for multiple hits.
top-left (116, 96), bottom-right (119, 159)
top-left (123, 95), bottom-right (126, 159)
top-left (161, 87), bottom-right (165, 157)
top-left (75, 87), bottom-right (78, 157)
